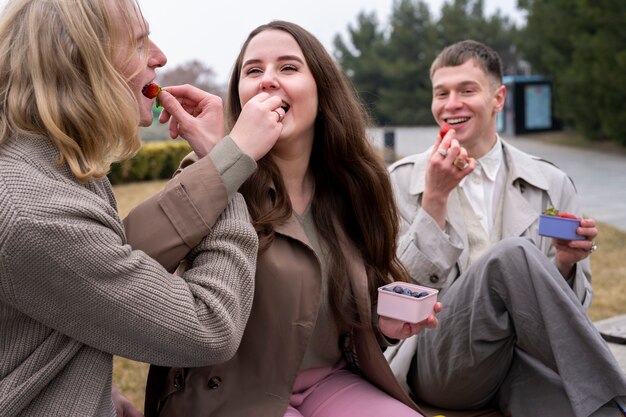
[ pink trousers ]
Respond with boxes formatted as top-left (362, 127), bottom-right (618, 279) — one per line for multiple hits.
top-left (284, 360), bottom-right (423, 417)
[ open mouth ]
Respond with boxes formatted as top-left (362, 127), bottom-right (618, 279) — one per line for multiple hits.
top-left (445, 117), bottom-right (469, 126)
top-left (281, 102), bottom-right (290, 113)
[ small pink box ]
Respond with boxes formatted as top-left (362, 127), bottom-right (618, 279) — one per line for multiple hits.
top-left (377, 283), bottom-right (438, 323)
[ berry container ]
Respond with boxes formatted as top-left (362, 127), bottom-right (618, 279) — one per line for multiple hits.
top-left (377, 282), bottom-right (438, 324)
top-left (538, 214), bottom-right (585, 240)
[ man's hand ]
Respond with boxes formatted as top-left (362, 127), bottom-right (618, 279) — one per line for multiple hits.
top-left (112, 385), bottom-right (144, 417)
top-left (422, 127), bottom-right (474, 228)
top-left (553, 217), bottom-right (598, 278)
top-left (378, 302), bottom-right (442, 340)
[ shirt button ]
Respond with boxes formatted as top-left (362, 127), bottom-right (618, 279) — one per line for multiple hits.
top-left (173, 372), bottom-right (184, 390)
top-left (429, 275), bottom-right (439, 284)
top-left (208, 376), bottom-right (222, 390)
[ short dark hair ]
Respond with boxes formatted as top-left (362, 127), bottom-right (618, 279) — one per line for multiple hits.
top-left (430, 40), bottom-right (503, 84)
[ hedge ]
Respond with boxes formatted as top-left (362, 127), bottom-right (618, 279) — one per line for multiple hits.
top-left (107, 140), bottom-right (192, 184)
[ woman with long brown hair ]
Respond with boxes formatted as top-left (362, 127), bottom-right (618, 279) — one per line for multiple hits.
top-left (143, 20), bottom-right (440, 417)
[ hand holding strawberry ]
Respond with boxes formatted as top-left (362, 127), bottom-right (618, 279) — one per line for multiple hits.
top-left (438, 123), bottom-right (469, 169)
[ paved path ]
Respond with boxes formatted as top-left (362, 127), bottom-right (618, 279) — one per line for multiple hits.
top-left (370, 126), bottom-right (626, 231)
top-left (506, 136), bottom-right (626, 232)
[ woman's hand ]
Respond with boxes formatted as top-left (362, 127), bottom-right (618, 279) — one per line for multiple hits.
top-left (229, 92), bottom-right (285, 161)
top-left (157, 84), bottom-right (224, 159)
top-left (112, 385), bottom-right (143, 417)
top-left (378, 302), bottom-right (442, 340)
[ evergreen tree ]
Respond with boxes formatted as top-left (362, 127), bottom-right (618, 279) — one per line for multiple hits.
top-left (438, 0), bottom-right (521, 75)
top-left (333, 12), bottom-right (387, 123)
top-left (378, 0), bottom-right (437, 125)
top-left (518, 0), bottom-right (626, 143)
top-left (334, 0), bottom-right (524, 126)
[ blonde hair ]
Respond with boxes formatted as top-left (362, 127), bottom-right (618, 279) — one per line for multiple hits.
top-left (0, 0), bottom-right (147, 181)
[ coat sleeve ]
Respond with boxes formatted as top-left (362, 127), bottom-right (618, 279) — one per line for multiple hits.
top-left (542, 170), bottom-right (593, 308)
top-left (1, 194), bottom-right (257, 367)
top-left (390, 163), bottom-right (463, 289)
top-left (123, 137), bottom-right (256, 272)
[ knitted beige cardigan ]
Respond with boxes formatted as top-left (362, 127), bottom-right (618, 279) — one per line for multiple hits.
top-left (0, 134), bottom-right (257, 416)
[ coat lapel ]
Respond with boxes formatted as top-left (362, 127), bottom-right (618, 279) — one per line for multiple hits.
top-left (334, 219), bottom-right (371, 325)
top-left (500, 141), bottom-right (549, 238)
top-left (274, 213), bottom-right (311, 248)
top-left (448, 188), bottom-right (471, 273)
top-left (408, 148), bottom-right (471, 274)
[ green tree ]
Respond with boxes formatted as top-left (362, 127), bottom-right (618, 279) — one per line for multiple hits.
top-left (377, 0), bottom-right (438, 125)
top-left (333, 12), bottom-right (387, 123)
top-left (438, 0), bottom-right (522, 75)
top-left (333, 0), bottom-right (523, 126)
top-left (518, 0), bottom-right (626, 144)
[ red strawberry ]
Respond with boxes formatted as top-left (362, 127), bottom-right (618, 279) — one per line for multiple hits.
top-left (439, 123), bottom-right (451, 138)
top-left (556, 212), bottom-right (579, 219)
top-left (142, 82), bottom-right (161, 99)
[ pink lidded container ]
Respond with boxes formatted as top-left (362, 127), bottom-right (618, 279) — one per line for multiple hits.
top-left (377, 282), bottom-right (438, 324)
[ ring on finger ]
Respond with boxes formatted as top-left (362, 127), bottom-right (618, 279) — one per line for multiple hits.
top-left (453, 158), bottom-right (468, 170)
top-left (273, 109), bottom-right (284, 122)
top-left (589, 241), bottom-right (597, 253)
top-left (437, 148), bottom-right (448, 158)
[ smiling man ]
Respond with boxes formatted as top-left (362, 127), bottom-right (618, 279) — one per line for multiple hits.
top-left (385, 40), bottom-right (626, 416)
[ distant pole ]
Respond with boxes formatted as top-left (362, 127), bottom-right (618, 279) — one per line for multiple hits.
top-left (383, 128), bottom-right (396, 164)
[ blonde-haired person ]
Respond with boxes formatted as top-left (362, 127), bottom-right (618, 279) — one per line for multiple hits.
top-left (128, 20), bottom-right (441, 417)
top-left (0, 0), bottom-right (285, 416)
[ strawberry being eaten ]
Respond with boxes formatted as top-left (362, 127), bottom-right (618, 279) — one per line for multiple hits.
top-left (142, 82), bottom-right (162, 107)
top-left (439, 123), bottom-right (451, 138)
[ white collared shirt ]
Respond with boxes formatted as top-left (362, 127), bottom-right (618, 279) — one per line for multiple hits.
top-left (459, 137), bottom-right (505, 235)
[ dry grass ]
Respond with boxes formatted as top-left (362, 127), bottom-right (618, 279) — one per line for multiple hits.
top-left (113, 180), bottom-right (165, 411)
top-left (110, 178), bottom-right (626, 410)
top-left (113, 179), bottom-right (168, 218)
top-left (587, 222), bottom-right (626, 321)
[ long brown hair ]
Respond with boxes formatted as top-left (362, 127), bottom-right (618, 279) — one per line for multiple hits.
top-left (227, 21), bottom-right (409, 328)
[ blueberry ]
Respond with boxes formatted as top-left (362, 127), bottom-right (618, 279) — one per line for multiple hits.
top-left (402, 288), bottom-right (413, 296)
top-left (416, 291), bottom-right (429, 298)
top-left (393, 286), bottom-right (404, 294)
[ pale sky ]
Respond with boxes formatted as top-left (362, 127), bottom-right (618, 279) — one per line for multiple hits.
top-left (139, 0), bottom-right (526, 86)
top-left (0, 0), bottom-right (525, 85)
